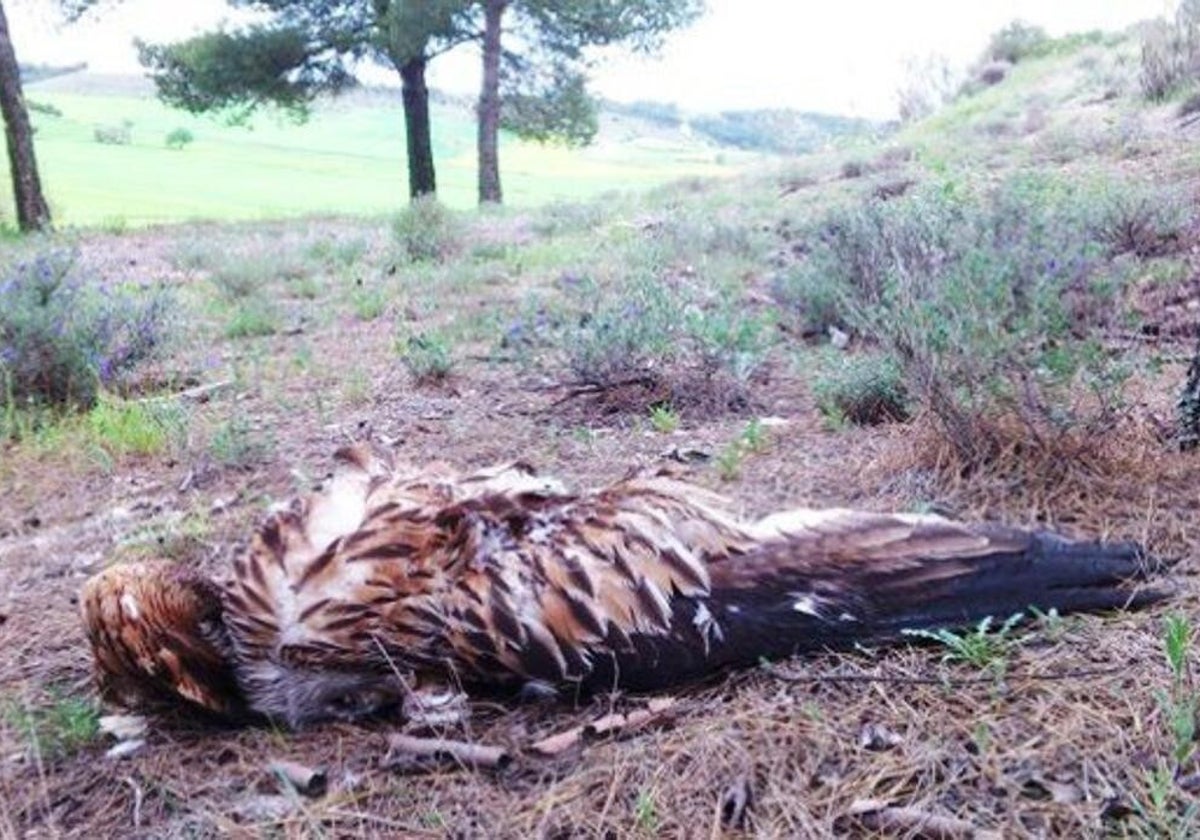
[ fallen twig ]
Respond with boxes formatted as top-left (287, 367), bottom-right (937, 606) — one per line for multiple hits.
top-left (383, 734), bottom-right (512, 771)
top-left (268, 759), bottom-right (328, 798)
top-left (547, 376), bottom-right (663, 407)
top-left (530, 697), bottom-right (677, 756)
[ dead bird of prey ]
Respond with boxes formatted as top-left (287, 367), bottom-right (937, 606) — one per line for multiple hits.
top-left (81, 445), bottom-right (1166, 728)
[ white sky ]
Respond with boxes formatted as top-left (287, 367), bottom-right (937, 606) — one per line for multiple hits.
top-left (8, 0), bottom-right (1177, 118)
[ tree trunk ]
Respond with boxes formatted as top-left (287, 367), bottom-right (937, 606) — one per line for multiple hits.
top-left (399, 56), bottom-right (436, 199)
top-left (0, 1), bottom-right (49, 231)
top-left (477, 0), bottom-right (507, 205)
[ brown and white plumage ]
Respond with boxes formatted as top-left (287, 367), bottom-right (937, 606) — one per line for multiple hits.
top-left (79, 561), bottom-right (242, 717)
top-left (81, 446), bottom-right (1164, 727)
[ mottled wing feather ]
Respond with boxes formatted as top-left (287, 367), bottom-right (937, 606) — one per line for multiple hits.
top-left (398, 476), bottom-right (752, 685)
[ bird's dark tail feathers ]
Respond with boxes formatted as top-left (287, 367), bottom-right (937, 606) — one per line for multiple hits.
top-left (854, 533), bottom-right (1168, 640)
top-left (713, 531), bottom-right (1169, 663)
top-left (598, 530), bottom-right (1169, 691)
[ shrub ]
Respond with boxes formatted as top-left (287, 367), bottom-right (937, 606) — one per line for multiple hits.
top-left (1139, 15), bottom-right (1200, 101)
top-left (779, 175), bottom-right (1146, 464)
top-left (0, 248), bottom-right (173, 410)
top-left (896, 54), bottom-right (959, 123)
top-left (1097, 189), bottom-right (1193, 258)
top-left (984, 20), bottom-right (1051, 64)
top-left (397, 329), bottom-right (454, 383)
top-left (562, 274), bottom-right (681, 387)
top-left (164, 127), bottom-right (194, 150)
top-left (349, 285), bottom-right (387, 321)
top-left (306, 236), bottom-right (367, 268)
top-left (224, 299), bottom-right (279, 338)
top-left (530, 200), bottom-right (607, 237)
top-left (93, 123), bottom-right (132, 145)
top-left (812, 351), bottom-right (909, 426)
top-left (976, 61), bottom-right (1011, 87)
top-left (208, 252), bottom-right (279, 299)
top-left (542, 272), bottom-right (772, 410)
top-left (209, 414), bottom-right (273, 467)
top-left (392, 198), bottom-right (461, 263)
top-left (28, 100), bottom-right (63, 118)
top-left (840, 160), bottom-right (868, 179)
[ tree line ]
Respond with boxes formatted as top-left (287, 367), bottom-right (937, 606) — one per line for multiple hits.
top-left (0, 0), bottom-right (702, 232)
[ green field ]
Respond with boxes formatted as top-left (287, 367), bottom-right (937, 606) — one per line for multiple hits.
top-left (17, 76), bottom-right (757, 227)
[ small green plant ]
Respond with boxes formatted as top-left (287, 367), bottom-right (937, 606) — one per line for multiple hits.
top-left (563, 274), bottom-right (680, 387)
top-left (392, 197), bottom-right (461, 263)
top-left (649, 403), bottom-right (679, 433)
top-left (306, 236), bottom-right (368, 268)
top-left (715, 420), bottom-right (771, 481)
top-left (1157, 614), bottom-right (1196, 767)
top-left (739, 417), bottom-right (769, 453)
top-left (684, 298), bottom-right (774, 384)
top-left (99, 216), bottom-right (128, 235)
top-left (715, 442), bottom-right (744, 481)
top-left (1131, 613), bottom-right (1199, 836)
top-left (4, 693), bottom-right (100, 760)
top-left (397, 330), bottom-right (454, 383)
top-left (164, 127), bottom-right (194, 150)
top-left (225, 300), bottom-right (279, 339)
top-left (903, 613), bottom-right (1026, 676)
top-left (350, 286), bottom-right (387, 321)
top-left (87, 395), bottom-right (185, 457)
top-left (340, 368), bottom-right (371, 405)
top-left (209, 252), bottom-right (275, 299)
top-left (812, 352), bottom-right (909, 426)
top-left (208, 415), bottom-right (273, 468)
top-left (633, 789), bottom-right (659, 833)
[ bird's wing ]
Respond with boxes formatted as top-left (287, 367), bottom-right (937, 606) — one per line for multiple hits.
top-left (79, 561), bottom-right (242, 716)
top-left (220, 455), bottom-right (561, 668)
top-left (355, 475), bottom-right (758, 686)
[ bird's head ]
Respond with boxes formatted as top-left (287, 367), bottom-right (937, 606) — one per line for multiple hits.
top-left (79, 560), bottom-right (246, 719)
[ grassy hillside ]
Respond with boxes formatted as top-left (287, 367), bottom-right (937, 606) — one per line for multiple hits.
top-left (17, 74), bottom-right (764, 226)
top-left (3, 23), bottom-right (1200, 839)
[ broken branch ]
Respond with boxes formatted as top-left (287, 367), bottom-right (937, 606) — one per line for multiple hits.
top-left (530, 697), bottom-right (677, 756)
top-left (384, 734), bottom-right (511, 771)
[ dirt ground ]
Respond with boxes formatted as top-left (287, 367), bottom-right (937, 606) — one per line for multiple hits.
top-left (1, 218), bottom-right (1198, 839)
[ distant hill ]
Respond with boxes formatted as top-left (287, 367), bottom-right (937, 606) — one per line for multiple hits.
top-left (602, 99), bottom-right (893, 154)
top-left (18, 62), bottom-right (88, 85)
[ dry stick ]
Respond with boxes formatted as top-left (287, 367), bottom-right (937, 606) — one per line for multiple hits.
top-left (268, 760), bottom-right (328, 798)
top-left (765, 663), bottom-right (1124, 688)
top-left (384, 734), bottom-right (512, 771)
top-left (531, 697), bottom-right (677, 756)
top-left (548, 376), bottom-right (663, 407)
